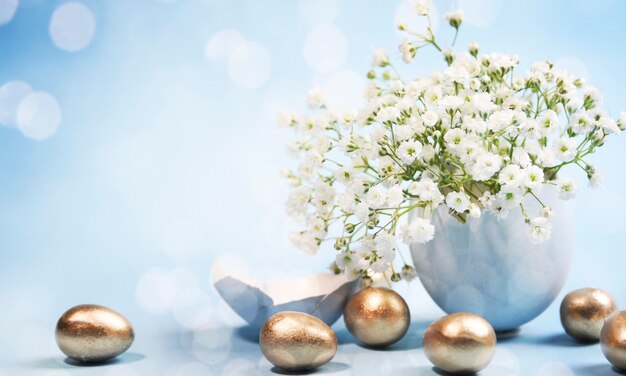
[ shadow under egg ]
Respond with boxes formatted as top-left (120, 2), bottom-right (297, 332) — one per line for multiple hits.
top-left (63, 352), bottom-right (146, 367)
top-left (270, 362), bottom-right (350, 375)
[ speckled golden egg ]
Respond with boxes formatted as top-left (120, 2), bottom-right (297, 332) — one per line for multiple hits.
top-left (560, 288), bottom-right (617, 342)
top-left (601, 311), bottom-right (626, 370)
top-left (423, 312), bottom-right (496, 374)
top-left (55, 304), bottom-right (134, 363)
top-left (343, 287), bottom-right (410, 347)
top-left (259, 311), bottom-right (337, 371)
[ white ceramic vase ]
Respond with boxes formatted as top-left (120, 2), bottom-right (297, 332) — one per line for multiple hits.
top-left (410, 186), bottom-right (574, 331)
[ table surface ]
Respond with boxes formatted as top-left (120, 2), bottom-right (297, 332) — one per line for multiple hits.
top-left (2, 284), bottom-right (624, 376)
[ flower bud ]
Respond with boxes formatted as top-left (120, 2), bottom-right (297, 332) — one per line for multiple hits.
top-left (344, 223), bottom-right (356, 233)
top-left (468, 41), bottom-right (479, 57)
top-left (445, 10), bottom-right (463, 29)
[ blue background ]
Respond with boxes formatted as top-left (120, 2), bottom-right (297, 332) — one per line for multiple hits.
top-left (1, 0), bottom-right (625, 374)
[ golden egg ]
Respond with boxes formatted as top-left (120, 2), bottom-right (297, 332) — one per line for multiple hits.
top-left (601, 311), bottom-right (626, 370)
top-left (343, 287), bottom-right (410, 347)
top-left (259, 311), bottom-right (337, 371)
top-left (423, 312), bottom-right (496, 374)
top-left (55, 304), bottom-right (135, 363)
top-left (560, 288), bottom-right (617, 342)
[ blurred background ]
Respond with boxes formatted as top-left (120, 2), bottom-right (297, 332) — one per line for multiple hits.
top-left (1, 0), bottom-right (625, 374)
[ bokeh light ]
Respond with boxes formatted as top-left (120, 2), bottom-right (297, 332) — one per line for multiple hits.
top-left (457, 0), bottom-right (502, 28)
top-left (204, 29), bottom-right (246, 63)
top-left (0, 0), bottom-right (18, 26)
top-left (16, 91), bottom-right (61, 140)
top-left (136, 267), bottom-right (198, 314)
top-left (323, 69), bottom-right (366, 110)
top-left (227, 41), bottom-right (272, 89)
top-left (583, 189), bottom-right (626, 234)
top-left (185, 327), bottom-right (233, 365)
top-left (0, 80), bottom-right (32, 126)
top-left (298, 0), bottom-right (338, 26)
top-left (162, 218), bottom-right (206, 261)
top-left (49, 2), bottom-right (96, 52)
top-left (172, 287), bottom-right (214, 329)
top-left (303, 24), bottom-right (347, 73)
top-left (17, 0), bottom-right (43, 8)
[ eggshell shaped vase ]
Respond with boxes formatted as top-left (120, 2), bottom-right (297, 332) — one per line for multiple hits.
top-left (213, 265), bottom-right (358, 331)
top-left (410, 187), bottom-right (573, 331)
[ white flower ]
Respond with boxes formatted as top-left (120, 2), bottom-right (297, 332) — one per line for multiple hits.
top-left (521, 119), bottom-right (541, 139)
top-left (354, 202), bottom-right (371, 223)
top-left (407, 178), bottom-right (444, 204)
top-left (377, 106), bottom-right (400, 123)
top-left (312, 182), bottom-right (335, 211)
top-left (600, 116), bottom-right (621, 134)
top-left (424, 87), bottom-right (442, 105)
top-left (512, 147), bottom-right (531, 167)
top-left (375, 232), bottom-right (397, 257)
top-left (523, 165), bottom-right (544, 189)
top-left (446, 191), bottom-right (471, 213)
top-left (422, 144), bottom-right (435, 161)
top-left (277, 110), bottom-right (298, 127)
top-left (556, 177), bottom-right (578, 200)
top-left (569, 111), bottom-right (593, 135)
top-left (497, 184), bottom-right (523, 209)
top-left (445, 10), bottom-right (463, 28)
top-left (366, 187), bottom-right (387, 209)
top-left (538, 110), bottom-right (559, 136)
top-left (422, 110), bottom-right (439, 126)
top-left (335, 251), bottom-right (357, 272)
top-left (411, 0), bottom-right (430, 15)
top-left (589, 171), bottom-right (603, 188)
top-left (471, 153), bottom-right (503, 181)
top-left (401, 265), bottom-right (418, 281)
top-left (338, 191), bottom-right (357, 212)
top-left (371, 49), bottom-right (389, 67)
top-left (443, 128), bottom-right (465, 150)
top-left (290, 232), bottom-right (319, 255)
top-left (286, 185), bottom-right (311, 218)
top-left (553, 137), bottom-right (577, 161)
top-left (469, 203), bottom-right (481, 218)
top-left (387, 184), bottom-right (404, 207)
top-left (397, 140), bottom-right (423, 164)
top-left (307, 87), bottom-right (325, 109)
top-left (529, 217), bottom-right (552, 243)
top-left (498, 164), bottom-right (524, 186)
top-left (462, 117), bottom-right (487, 134)
top-left (402, 217), bottom-right (435, 244)
top-left (335, 166), bottom-right (357, 184)
top-left (471, 92), bottom-right (496, 113)
top-left (479, 191), bottom-right (494, 207)
top-left (541, 206), bottom-right (554, 218)
top-left (399, 38), bottom-right (416, 64)
top-left (537, 148), bottom-right (558, 168)
top-left (440, 95), bottom-right (464, 111)
top-left (395, 124), bottom-right (416, 140)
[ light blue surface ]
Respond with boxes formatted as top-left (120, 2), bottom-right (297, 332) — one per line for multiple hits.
top-left (1, 0), bottom-right (626, 375)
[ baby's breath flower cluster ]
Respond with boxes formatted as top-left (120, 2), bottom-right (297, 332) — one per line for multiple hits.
top-left (279, 1), bottom-right (623, 283)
